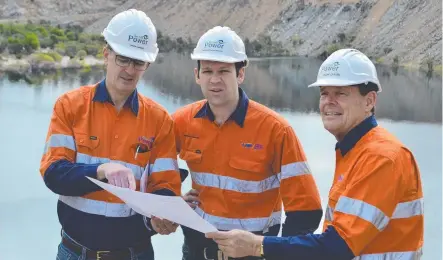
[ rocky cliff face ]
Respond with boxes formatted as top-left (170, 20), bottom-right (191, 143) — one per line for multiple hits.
top-left (0, 0), bottom-right (441, 66)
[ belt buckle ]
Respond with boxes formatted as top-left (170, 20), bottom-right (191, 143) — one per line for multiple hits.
top-left (96, 250), bottom-right (110, 260)
top-left (204, 247), bottom-right (228, 260)
top-left (217, 250), bottom-right (229, 260)
top-left (203, 247), bottom-right (214, 260)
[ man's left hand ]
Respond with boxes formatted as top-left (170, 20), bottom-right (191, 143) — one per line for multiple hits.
top-left (206, 230), bottom-right (264, 258)
top-left (150, 216), bottom-right (178, 235)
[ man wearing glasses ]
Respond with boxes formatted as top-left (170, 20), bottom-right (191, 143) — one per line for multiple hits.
top-left (40, 9), bottom-right (181, 260)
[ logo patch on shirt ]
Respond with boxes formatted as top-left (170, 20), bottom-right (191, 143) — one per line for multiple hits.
top-left (253, 144), bottom-right (264, 150)
top-left (241, 143), bottom-right (264, 150)
top-left (138, 136), bottom-right (155, 151)
top-left (241, 142), bottom-right (253, 148)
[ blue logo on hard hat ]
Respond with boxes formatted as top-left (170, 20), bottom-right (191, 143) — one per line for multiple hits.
top-left (128, 34), bottom-right (149, 45)
top-left (204, 40), bottom-right (225, 50)
top-left (321, 61), bottom-right (341, 77)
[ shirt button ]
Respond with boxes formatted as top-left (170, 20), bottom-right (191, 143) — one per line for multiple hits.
top-left (79, 139), bottom-right (84, 143)
top-left (114, 134), bottom-right (119, 139)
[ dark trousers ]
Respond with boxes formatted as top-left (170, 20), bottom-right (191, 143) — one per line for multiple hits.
top-left (181, 226), bottom-right (279, 260)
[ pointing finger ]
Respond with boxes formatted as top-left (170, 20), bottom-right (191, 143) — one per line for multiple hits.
top-left (128, 174), bottom-right (136, 190)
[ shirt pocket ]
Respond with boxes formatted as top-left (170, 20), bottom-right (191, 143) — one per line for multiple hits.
top-left (179, 149), bottom-right (202, 164)
top-left (131, 143), bottom-right (152, 167)
top-left (74, 133), bottom-right (100, 154)
top-left (229, 157), bottom-right (267, 174)
top-left (228, 157), bottom-right (271, 192)
top-left (227, 157), bottom-right (272, 205)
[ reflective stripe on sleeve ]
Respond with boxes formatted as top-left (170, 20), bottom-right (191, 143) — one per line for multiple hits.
top-left (335, 196), bottom-right (390, 231)
top-left (59, 196), bottom-right (135, 217)
top-left (280, 161), bottom-right (311, 179)
top-left (353, 248), bottom-right (422, 260)
top-left (44, 134), bottom-right (76, 154)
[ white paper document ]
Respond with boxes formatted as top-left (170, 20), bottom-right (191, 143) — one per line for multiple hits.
top-left (87, 177), bottom-right (217, 233)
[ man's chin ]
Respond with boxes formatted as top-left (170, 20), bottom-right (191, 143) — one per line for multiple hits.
top-left (323, 123), bottom-right (340, 135)
top-left (116, 82), bottom-right (137, 91)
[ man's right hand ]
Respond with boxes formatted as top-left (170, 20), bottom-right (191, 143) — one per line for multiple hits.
top-left (97, 162), bottom-right (136, 190)
top-left (183, 189), bottom-right (200, 209)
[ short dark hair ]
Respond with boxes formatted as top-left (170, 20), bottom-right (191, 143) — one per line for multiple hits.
top-left (196, 60), bottom-right (247, 78)
top-left (356, 82), bottom-right (379, 114)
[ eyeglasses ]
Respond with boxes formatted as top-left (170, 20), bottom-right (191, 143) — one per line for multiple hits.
top-left (115, 55), bottom-right (149, 71)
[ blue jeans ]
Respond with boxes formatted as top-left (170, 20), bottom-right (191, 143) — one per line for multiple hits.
top-left (56, 232), bottom-right (154, 260)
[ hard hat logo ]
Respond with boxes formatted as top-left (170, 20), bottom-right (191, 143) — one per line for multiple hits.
top-left (204, 40), bottom-right (225, 51)
top-left (321, 61), bottom-right (341, 77)
top-left (308, 48), bottom-right (382, 92)
top-left (191, 26), bottom-right (248, 64)
top-left (102, 9), bottom-right (159, 63)
top-left (321, 62), bottom-right (340, 72)
top-left (128, 34), bottom-right (149, 45)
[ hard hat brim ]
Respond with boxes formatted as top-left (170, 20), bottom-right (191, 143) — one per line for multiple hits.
top-left (308, 78), bottom-right (382, 92)
top-left (190, 52), bottom-right (246, 64)
top-left (109, 42), bottom-right (158, 63)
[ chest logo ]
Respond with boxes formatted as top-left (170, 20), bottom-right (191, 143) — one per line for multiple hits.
top-left (138, 136), bottom-right (155, 151)
top-left (241, 143), bottom-right (264, 150)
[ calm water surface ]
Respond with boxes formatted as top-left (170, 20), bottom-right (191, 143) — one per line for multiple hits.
top-left (0, 53), bottom-right (441, 259)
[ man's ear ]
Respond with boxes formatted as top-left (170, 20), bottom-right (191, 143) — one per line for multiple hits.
top-left (237, 67), bottom-right (245, 85)
top-left (366, 91), bottom-right (377, 112)
top-left (194, 67), bottom-right (200, 85)
top-left (103, 46), bottom-right (110, 65)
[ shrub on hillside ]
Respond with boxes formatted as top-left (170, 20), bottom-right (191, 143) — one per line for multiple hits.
top-left (76, 50), bottom-right (87, 60)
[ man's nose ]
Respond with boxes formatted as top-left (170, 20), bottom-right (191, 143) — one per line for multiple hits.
top-left (124, 62), bottom-right (136, 74)
top-left (210, 75), bottom-right (222, 84)
top-left (325, 94), bottom-right (337, 103)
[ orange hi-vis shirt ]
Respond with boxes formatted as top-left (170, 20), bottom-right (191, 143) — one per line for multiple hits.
top-left (173, 89), bottom-right (322, 235)
top-left (324, 116), bottom-right (424, 258)
top-left (40, 79), bottom-right (181, 250)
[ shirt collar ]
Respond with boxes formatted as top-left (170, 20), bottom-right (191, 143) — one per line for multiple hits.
top-left (194, 88), bottom-right (249, 128)
top-left (93, 79), bottom-right (139, 116)
top-left (336, 115), bottom-right (378, 156)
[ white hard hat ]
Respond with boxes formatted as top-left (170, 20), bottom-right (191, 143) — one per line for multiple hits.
top-left (191, 26), bottom-right (248, 64)
top-left (102, 9), bottom-right (159, 63)
top-left (308, 48), bottom-right (382, 92)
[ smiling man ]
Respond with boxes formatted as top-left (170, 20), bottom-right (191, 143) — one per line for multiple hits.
top-left (172, 26), bottom-right (323, 260)
top-left (206, 49), bottom-right (424, 260)
top-left (40, 9), bottom-right (181, 260)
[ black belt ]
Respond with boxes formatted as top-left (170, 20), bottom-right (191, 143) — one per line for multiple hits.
top-left (202, 246), bottom-right (264, 260)
top-left (182, 225), bottom-right (274, 260)
top-left (61, 236), bottom-right (150, 260)
top-left (183, 241), bottom-right (263, 260)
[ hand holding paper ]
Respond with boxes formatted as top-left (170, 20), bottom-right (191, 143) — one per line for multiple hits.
top-left (87, 177), bottom-right (217, 233)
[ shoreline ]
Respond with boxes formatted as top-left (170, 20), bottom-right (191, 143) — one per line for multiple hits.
top-left (1, 52), bottom-right (441, 78)
top-left (0, 54), bottom-right (104, 75)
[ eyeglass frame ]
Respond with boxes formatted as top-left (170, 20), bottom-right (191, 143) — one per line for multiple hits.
top-left (106, 46), bottom-right (150, 71)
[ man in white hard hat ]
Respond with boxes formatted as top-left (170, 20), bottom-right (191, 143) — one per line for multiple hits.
top-left (206, 49), bottom-right (424, 260)
top-left (40, 9), bottom-right (181, 260)
top-left (172, 26), bottom-right (323, 260)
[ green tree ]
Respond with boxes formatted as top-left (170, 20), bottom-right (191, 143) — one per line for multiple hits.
top-left (24, 32), bottom-right (40, 50)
